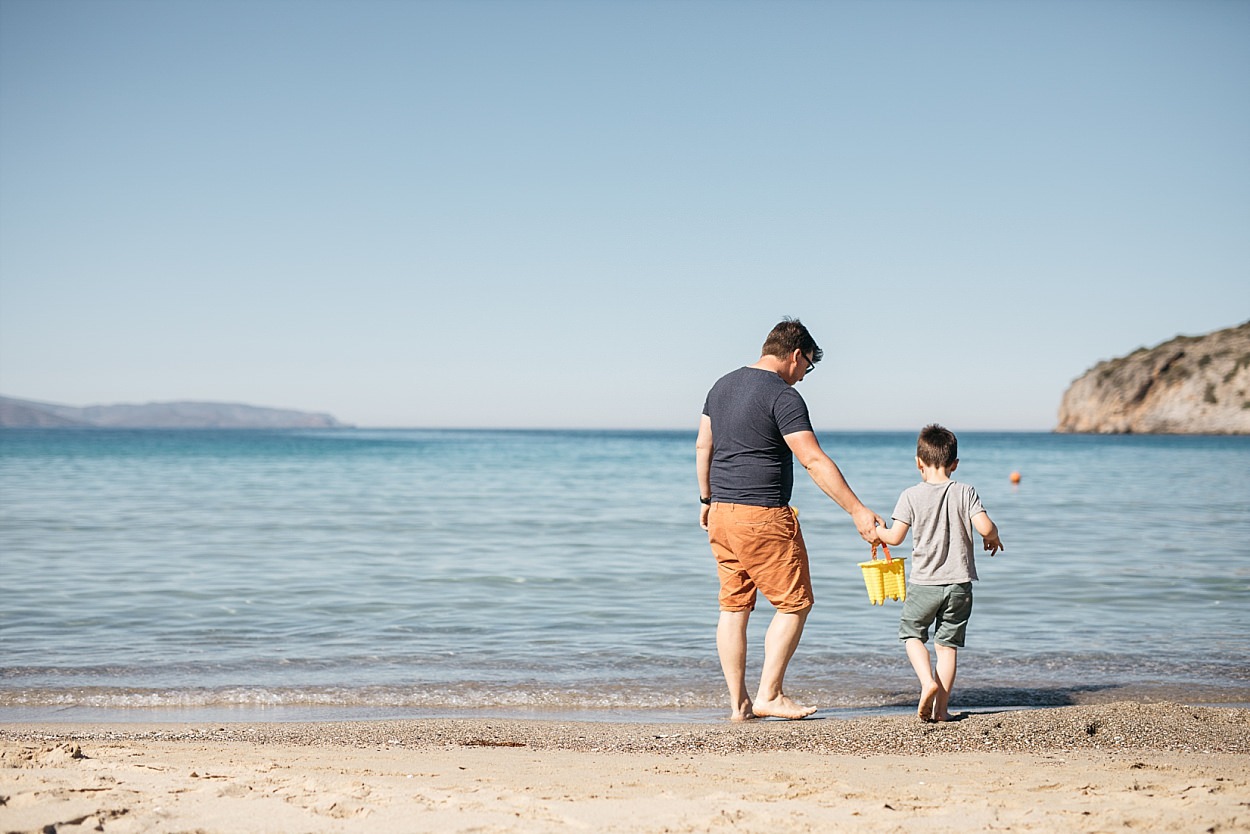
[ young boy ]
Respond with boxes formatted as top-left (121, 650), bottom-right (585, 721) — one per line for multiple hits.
top-left (875, 424), bottom-right (1004, 722)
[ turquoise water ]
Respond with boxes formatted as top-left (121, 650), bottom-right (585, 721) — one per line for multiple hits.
top-left (2, 429), bottom-right (1247, 722)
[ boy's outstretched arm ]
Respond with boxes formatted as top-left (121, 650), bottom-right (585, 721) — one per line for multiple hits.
top-left (973, 511), bottom-right (1003, 555)
top-left (876, 519), bottom-right (909, 547)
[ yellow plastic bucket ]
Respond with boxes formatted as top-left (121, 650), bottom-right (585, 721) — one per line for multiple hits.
top-left (858, 543), bottom-right (906, 605)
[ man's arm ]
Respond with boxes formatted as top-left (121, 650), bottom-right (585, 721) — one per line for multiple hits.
top-left (784, 430), bottom-right (882, 543)
top-left (696, 414), bottom-right (714, 531)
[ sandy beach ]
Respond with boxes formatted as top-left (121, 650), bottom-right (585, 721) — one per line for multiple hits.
top-left (2, 701), bottom-right (1248, 833)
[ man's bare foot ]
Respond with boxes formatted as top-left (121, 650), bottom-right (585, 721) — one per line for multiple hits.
top-left (752, 693), bottom-right (817, 720)
top-left (728, 699), bottom-right (756, 721)
top-left (917, 682), bottom-right (940, 722)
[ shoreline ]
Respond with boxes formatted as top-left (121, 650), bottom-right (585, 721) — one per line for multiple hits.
top-left (5, 702), bottom-right (1249, 755)
top-left (5, 677), bottom-right (1247, 726)
top-left (3, 703), bottom-right (1247, 833)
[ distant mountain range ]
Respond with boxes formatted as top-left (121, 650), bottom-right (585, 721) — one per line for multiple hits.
top-left (0, 396), bottom-right (349, 429)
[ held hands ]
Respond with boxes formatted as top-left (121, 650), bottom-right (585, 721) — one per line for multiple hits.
top-left (852, 507), bottom-right (884, 544)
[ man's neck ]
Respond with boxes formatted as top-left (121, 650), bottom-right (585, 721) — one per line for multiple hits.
top-left (751, 355), bottom-right (786, 374)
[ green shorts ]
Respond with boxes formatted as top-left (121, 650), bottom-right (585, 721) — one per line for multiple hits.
top-left (899, 582), bottom-right (973, 648)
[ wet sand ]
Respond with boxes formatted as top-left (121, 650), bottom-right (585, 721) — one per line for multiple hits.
top-left (3, 702), bottom-right (1248, 833)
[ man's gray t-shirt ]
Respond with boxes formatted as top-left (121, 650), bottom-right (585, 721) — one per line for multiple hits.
top-left (702, 367), bottom-right (813, 508)
top-left (891, 481), bottom-right (986, 584)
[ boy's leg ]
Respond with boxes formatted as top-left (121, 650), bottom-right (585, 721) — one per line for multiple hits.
top-left (929, 583), bottom-right (971, 722)
top-left (900, 585), bottom-right (944, 723)
top-left (716, 610), bottom-right (754, 720)
top-left (754, 606), bottom-right (817, 719)
top-left (904, 637), bottom-right (940, 722)
top-left (934, 643), bottom-right (958, 721)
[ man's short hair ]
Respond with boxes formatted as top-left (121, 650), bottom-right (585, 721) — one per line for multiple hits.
top-left (917, 424), bottom-right (958, 469)
top-left (761, 318), bottom-right (823, 364)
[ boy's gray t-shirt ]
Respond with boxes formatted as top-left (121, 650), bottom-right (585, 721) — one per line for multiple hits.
top-left (891, 480), bottom-right (986, 585)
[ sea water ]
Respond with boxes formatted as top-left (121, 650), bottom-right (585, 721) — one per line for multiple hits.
top-left (2, 429), bottom-right (1247, 723)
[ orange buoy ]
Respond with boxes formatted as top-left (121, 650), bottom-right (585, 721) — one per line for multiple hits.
top-left (1009, 471), bottom-right (1021, 485)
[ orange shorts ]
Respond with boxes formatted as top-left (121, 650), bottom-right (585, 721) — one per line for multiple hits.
top-left (707, 502), bottom-right (814, 613)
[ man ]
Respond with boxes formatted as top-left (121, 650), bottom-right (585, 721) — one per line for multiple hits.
top-left (696, 318), bottom-right (881, 720)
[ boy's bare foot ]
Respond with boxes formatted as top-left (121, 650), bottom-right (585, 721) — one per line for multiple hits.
top-left (728, 698), bottom-right (756, 721)
top-left (753, 693), bottom-right (817, 720)
top-left (917, 682), bottom-right (940, 723)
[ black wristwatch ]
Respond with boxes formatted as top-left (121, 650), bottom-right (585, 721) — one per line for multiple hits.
top-left (700, 496), bottom-right (712, 505)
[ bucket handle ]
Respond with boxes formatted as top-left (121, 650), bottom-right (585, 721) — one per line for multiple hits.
top-left (870, 542), bottom-right (893, 562)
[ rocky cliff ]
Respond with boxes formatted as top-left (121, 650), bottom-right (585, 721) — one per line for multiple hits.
top-left (1056, 321), bottom-right (1250, 434)
top-left (0, 396), bottom-right (349, 429)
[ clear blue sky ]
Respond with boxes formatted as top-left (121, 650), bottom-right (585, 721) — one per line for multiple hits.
top-left (2, 0), bottom-right (1247, 430)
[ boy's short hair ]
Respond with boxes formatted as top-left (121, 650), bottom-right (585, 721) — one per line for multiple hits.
top-left (917, 424), bottom-right (958, 469)
top-left (761, 317), bottom-right (823, 364)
